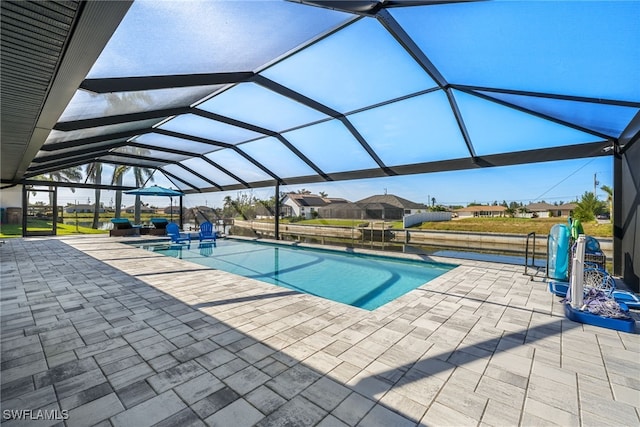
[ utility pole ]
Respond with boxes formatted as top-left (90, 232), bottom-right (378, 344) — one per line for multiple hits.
top-left (594, 173), bottom-right (599, 198)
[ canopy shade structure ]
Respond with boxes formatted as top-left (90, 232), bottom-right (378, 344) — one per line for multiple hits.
top-left (1, 0), bottom-right (639, 289)
top-left (2, 0), bottom-right (638, 193)
top-left (125, 185), bottom-right (184, 221)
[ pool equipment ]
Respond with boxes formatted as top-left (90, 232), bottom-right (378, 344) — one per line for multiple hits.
top-left (569, 235), bottom-right (586, 309)
top-left (569, 217), bottom-right (584, 240)
top-left (548, 270), bottom-right (640, 310)
top-left (611, 290), bottom-right (640, 309)
top-left (547, 232), bottom-right (634, 305)
top-left (563, 235), bottom-right (635, 333)
top-left (547, 224), bottom-right (570, 281)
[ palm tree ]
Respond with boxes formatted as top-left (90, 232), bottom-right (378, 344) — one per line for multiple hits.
top-left (109, 147), bottom-right (155, 223)
top-left (222, 195), bottom-right (234, 218)
top-left (600, 184), bottom-right (613, 218)
top-left (104, 95), bottom-right (155, 220)
top-left (85, 162), bottom-right (103, 229)
top-left (131, 166), bottom-right (154, 224)
top-left (111, 165), bottom-right (128, 218)
top-left (34, 167), bottom-right (83, 207)
top-left (105, 92), bottom-right (153, 115)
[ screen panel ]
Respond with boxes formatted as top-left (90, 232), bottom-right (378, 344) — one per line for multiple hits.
top-left (100, 155), bottom-right (165, 168)
top-left (392, 2), bottom-right (640, 102)
top-left (60, 86), bottom-right (222, 122)
top-left (44, 118), bottom-right (160, 145)
top-left (283, 119), bottom-right (380, 173)
top-left (88, 0), bottom-right (352, 78)
top-left (261, 17), bottom-right (438, 113)
top-left (111, 147), bottom-right (191, 162)
top-left (348, 91), bottom-right (470, 166)
top-left (205, 149), bottom-right (274, 183)
top-left (476, 90), bottom-right (639, 139)
top-left (197, 82), bottom-right (329, 132)
top-left (453, 90), bottom-right (602, 156)
top-left (238, 137), bottom-right (318, 178)
top-left (160, 163), bottom-right (221, 188)
top-left (132, 132), bottom-right (219, 155)
top-left (159, 113), bottom-right (263, 144)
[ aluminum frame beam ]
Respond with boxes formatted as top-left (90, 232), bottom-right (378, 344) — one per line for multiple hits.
top-left (53, 107), bottom-right (189, 131)
top-left (170, 140), bottom-right (612, 195)
top-left (80, 72), bottom-right (255, 93)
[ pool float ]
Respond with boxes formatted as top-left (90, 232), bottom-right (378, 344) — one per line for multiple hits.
top-left (548, 224), bottom-right (570, 281)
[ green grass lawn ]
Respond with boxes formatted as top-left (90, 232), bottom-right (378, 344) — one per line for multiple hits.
top-left (0, 212), bottom-right (177, 238)
top-left (59, 213), bottom-right (172, 223)
top-left (1, 212), bottom-right (177, 238)
top-left (0, 221), bottom-right (109, 238)
top-left (415, 217), bottom-right (612, 237)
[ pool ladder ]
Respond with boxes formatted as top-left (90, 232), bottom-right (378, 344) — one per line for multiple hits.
top-left (524, 232), bottom-right (547, 278)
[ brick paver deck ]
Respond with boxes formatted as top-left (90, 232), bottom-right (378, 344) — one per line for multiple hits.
top-left (1, 235), bottom-right (638, 426)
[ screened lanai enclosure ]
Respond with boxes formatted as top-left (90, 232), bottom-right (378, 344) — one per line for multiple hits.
top-left (1, 0), bottom-right (639, 290)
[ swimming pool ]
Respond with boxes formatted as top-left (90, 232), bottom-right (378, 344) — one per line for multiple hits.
top-left (135, 239), bottom-right (456, 310)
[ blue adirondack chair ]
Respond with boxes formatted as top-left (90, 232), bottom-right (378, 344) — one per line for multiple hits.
top-left (198, 221), bottom-right (218, 242)
top-left (166, 222), bottom-right (191, 244)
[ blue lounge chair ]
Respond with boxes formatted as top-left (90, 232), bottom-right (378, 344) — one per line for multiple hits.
top-left (198, 221), bottom-right (218, 242)
top-left (150, 218), bottom-right (169, 229)
top-left (166, 222), bottom-right (191, 244)
top-left (109, 218), bottom-right (140, 237)
top-left (148, 218), bottom-right (169, 236)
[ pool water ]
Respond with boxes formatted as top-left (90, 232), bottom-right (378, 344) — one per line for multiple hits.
top-left (137, 239), bottom-right (456, 310)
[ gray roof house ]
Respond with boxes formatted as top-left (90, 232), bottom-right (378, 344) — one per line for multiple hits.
top-left (65, 204), bottom-right (106, 214)
top-left (317, 194), bottom-right (427, 220)
top-left (318, 201), bottom-right (403, 220)
top-left (555, 203), bottom-right (577, 217)
top-left (356, 195), bottom-right (428, 214)
top-left (124, 205), bottom-right (155, 214)
top-left (281, 193), bottom-right (348, 219)
top-left (525, 202), bottom-right (577, 218)
top-left (525, 202), bottom-right (557, 218)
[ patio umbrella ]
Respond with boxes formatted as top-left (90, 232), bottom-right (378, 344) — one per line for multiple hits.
top-left (124, 185), bottom-right (184, 222)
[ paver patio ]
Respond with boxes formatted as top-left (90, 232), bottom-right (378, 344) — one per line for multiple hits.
top-left (1, 235), bottom-right (638, 426)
